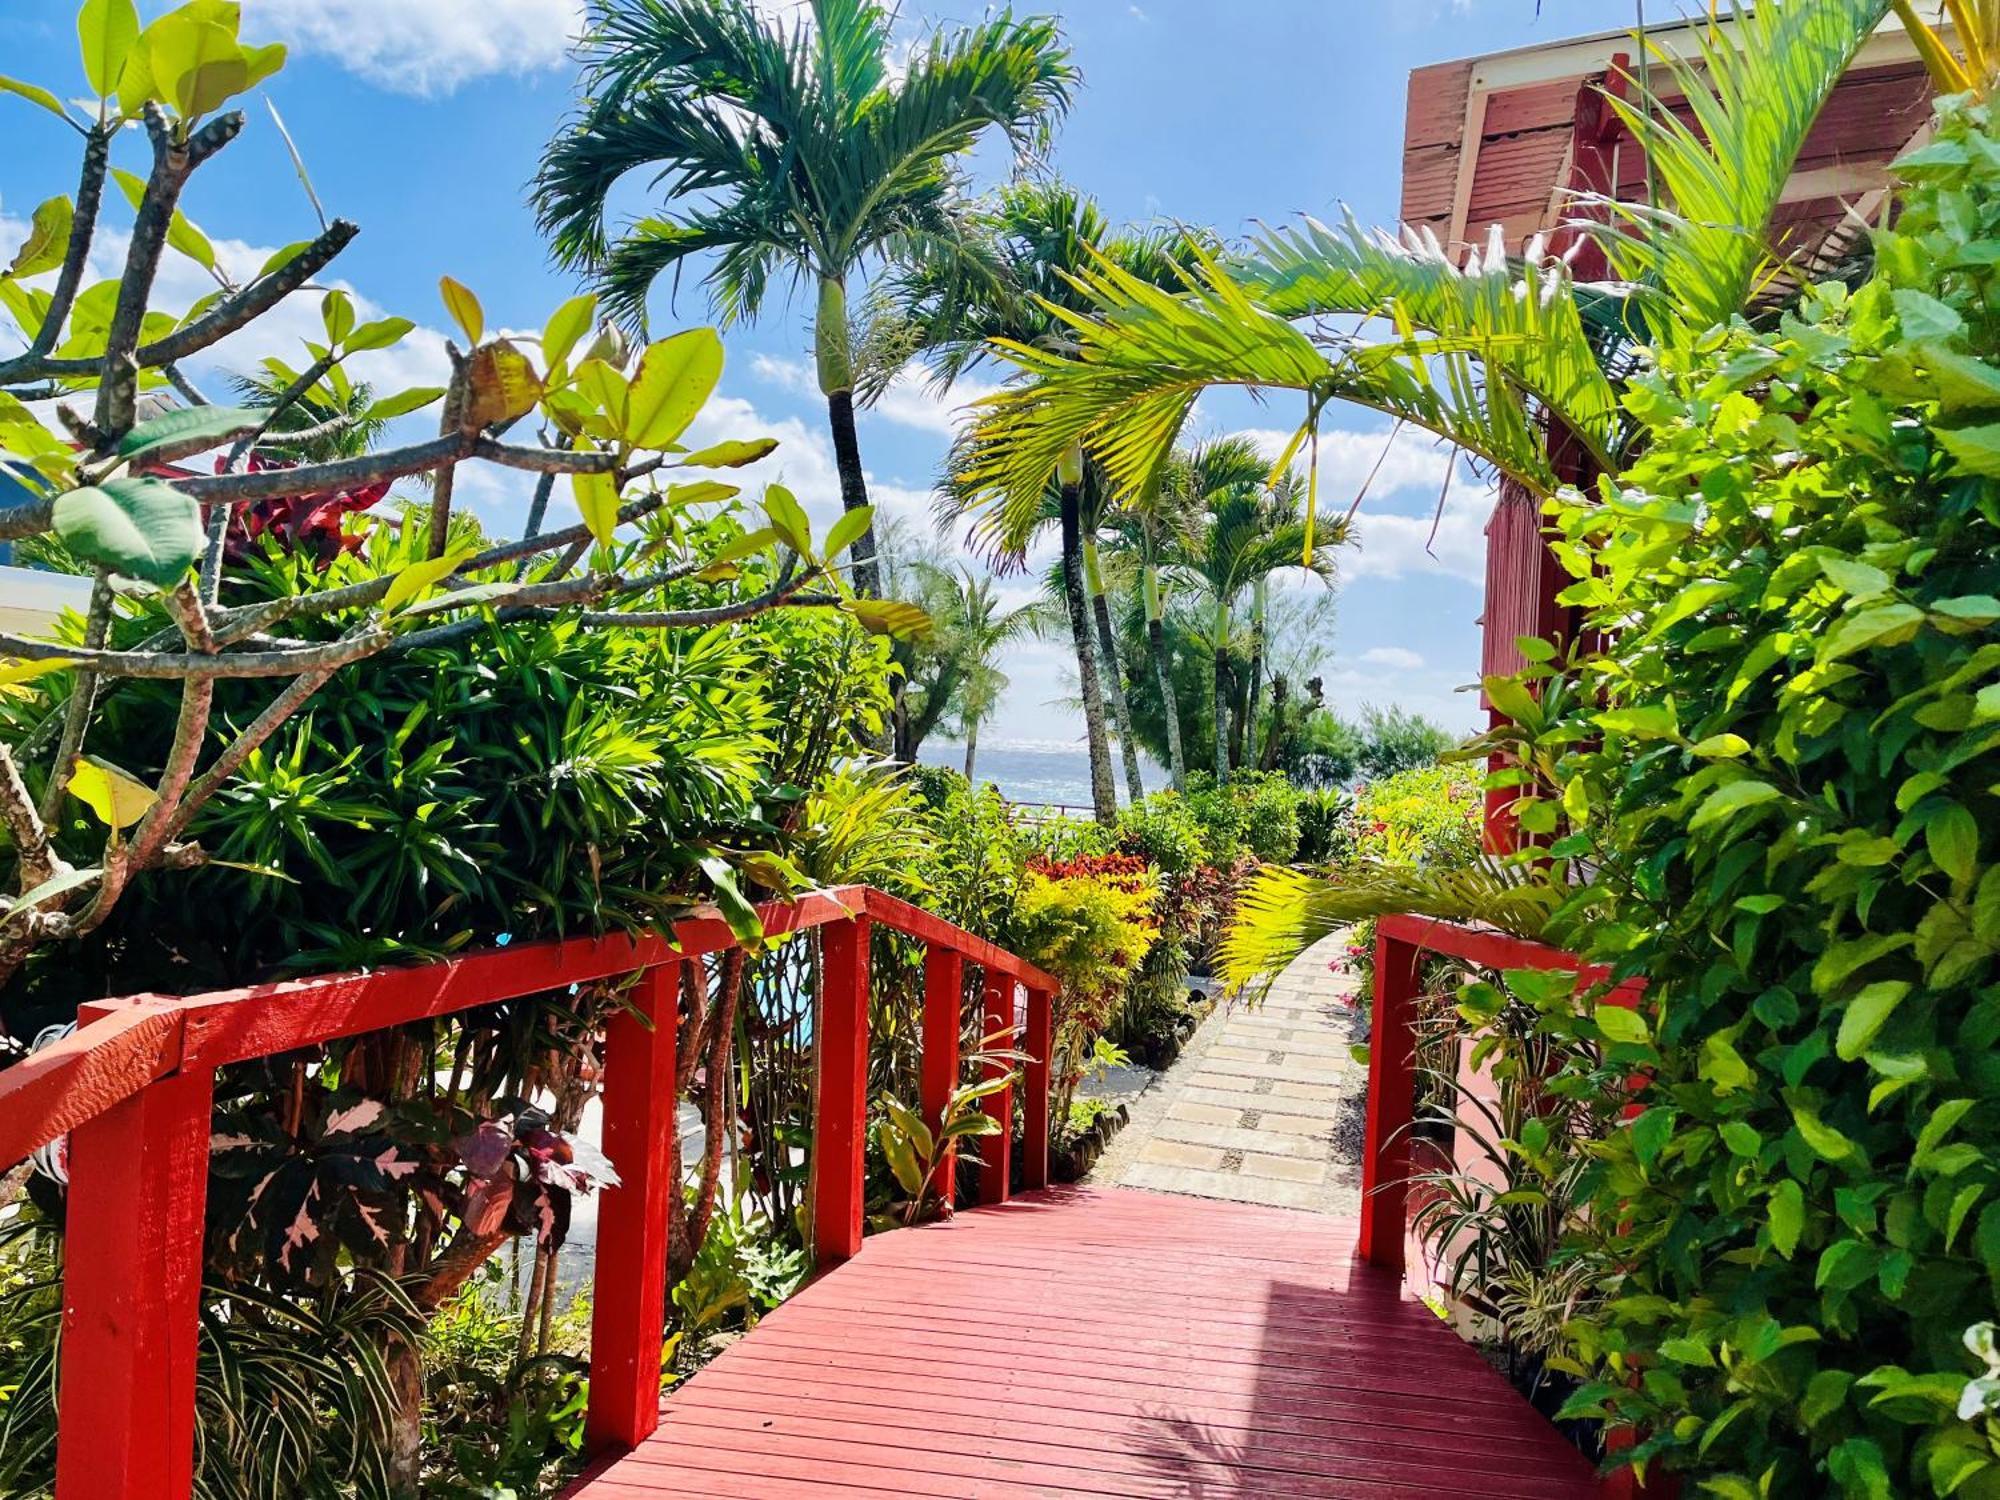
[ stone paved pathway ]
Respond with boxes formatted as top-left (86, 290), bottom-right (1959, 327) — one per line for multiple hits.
top-left (1089, 931), bottom-right (1369, 1214)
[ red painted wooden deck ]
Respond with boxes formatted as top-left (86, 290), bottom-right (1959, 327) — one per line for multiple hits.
top-left (568, 1184), bottom-right (1599, 1499)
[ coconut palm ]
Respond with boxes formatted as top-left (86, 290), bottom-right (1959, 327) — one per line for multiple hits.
top-left (1171, 463), bottom-right (1349, 781)
top-left (895, 178), bottom-right (1205, 820)
top-left (531, 0), bottom-right (1078, 597)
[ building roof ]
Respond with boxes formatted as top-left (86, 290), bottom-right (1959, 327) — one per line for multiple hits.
top-left (1400, 10), bottom-right (1938, 260)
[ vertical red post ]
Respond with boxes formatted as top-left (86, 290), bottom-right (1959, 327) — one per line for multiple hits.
top-left (1019, 984), bottom-right (1053, 1192)
top-left (977, 970), bottom-right (1015, 1206)
top-left (56, 1067), bottom-right (213, 1500)
top-left (585, 961), bottom-right (679, 1453)
top-left (813, 917), bottom-right (871, 1266)
top-left (920, 946), bottom-right (965, 1210)
top-left (1358, 930), bottom-right (1422, 1271)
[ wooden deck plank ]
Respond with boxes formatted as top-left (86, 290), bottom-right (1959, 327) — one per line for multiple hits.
top-left (569, 1185), bottom-right (1599, 1499)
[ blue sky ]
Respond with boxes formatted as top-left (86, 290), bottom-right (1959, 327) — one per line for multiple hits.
top-left (1, 0), bottom-right (1624, 743)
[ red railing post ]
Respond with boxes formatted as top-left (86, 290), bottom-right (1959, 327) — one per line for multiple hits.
top-left (1358, 928), bottom-right (1422, 1271)
top-left (920, 946), bottom-right (964, 1209)
top-left (813, 917), bottom-right (870, 1266)
top-left (55, 1067), bottom-right (213, 1500)
top-left (585, 960), bottom-right (679, 1453)
top-left (977, 971), bottom-right (1015, 1206)
top-left (1020, 985), bottom-right (1053, 1192)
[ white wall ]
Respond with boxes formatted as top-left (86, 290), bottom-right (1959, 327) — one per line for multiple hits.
top-left (0, 566), bottom-right (92, 640)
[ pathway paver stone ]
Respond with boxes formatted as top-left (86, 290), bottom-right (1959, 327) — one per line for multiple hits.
top-left (1088, 932), bottom-right (1367, 1216)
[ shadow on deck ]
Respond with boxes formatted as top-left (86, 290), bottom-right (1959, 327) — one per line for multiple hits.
top-left (568, 1185), bottom-right (1596, 1498)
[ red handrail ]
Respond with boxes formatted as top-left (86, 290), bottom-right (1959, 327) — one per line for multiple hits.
top-left (1359, 912), bottom-right (1658, 1500)
top-left (0, 884), bottom-right (1057, 1500)
top-left (1358, 911), bottom-right (1644, 1271)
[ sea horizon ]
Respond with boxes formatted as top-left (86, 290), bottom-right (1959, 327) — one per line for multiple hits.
top-left (914, 737), bottom-right (1170, 810)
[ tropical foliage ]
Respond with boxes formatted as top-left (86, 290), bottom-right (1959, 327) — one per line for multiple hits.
top-left (533, 0), bottom-right (1078, 598)
top-left (1210, 2), bottom-right (2000, 1494)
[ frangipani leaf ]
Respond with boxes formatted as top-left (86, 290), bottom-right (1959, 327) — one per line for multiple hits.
top-left (69, 756), bottom-right (156, 829)
top-left (51, 476), bottom-right (201, 586)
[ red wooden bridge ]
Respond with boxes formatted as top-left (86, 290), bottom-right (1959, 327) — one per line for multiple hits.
top-left (1, 889), bottom-right (1611, 1499)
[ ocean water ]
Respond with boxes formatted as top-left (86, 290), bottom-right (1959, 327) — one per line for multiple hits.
top-left (915, 739), bottom-right (1170, 810)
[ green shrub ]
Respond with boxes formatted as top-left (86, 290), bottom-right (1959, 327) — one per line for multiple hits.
top-left (1294, 787), bottom-right (1355, 864)
top-left (1116, 791), bottom-right (1207, 876)
top-left (1231, 769), bottom-right (1301, 863)
top-left (1513, 92), bottom-right (2000, 1498)
top-left (1350, 762), bottom-right (1482, 868)
top-left (1181, 772), bottom-right (1246, 864)
top-left (1017, 812), bottom-right (1114, 864)
top-left (1180, 769), bottom-right (1300, 864)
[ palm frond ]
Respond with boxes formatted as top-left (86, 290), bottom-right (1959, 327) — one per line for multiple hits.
top-left (1233, 212), bottom-right (1624, 469)
top-left (960, 243), bottom-right (1567, 533)
top-left (1217, 859), bottom-right (1564, 995)
top-left (1595, 0), bottom-right (1889, 333)
top-left (848, 15), bottom-right (1077, 225)
top-left (1891, 0), bottom-right (2000, 97)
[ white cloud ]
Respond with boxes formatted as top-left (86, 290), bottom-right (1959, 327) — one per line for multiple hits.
top-left (1236, 423), bottom-right (1455, 499)
top-left (750, 354), bottom-right (1000, 438)
top-left (682, 391), bottom-right (935, 532)
top-left (1228, 423), bottom-right (1492, 584)
top-left (1359, 646), bottom-right (1425, 671)
top-left (250, 0), bottom-right (585, 95)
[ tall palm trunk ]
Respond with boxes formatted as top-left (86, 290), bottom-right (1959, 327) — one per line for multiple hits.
top-left (1141, 558), bottom-right (1185, 791)
top-left (818, 275), bottom-right (879, 598)
top-left (963, 717), bottom-right (980, 781)
top-left (1210, 594), bottom-right (1231, 782)
top-left (1083, 538), bottom-right (1144, 804)
top-left (1245, 578), bottom-right (1268, 768)
top-left (1059, 467), bottom-right (1117, 823)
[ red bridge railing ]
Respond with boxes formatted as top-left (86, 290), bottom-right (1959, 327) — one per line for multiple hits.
top-left (0, 884), bottom-right (1056, 1500)
top-left (1360, 911), bottom-right (1658, 1500)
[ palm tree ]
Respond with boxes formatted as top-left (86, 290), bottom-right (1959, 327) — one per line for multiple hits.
top-left (924, 565), bottom-right (1030, 778)
top-left (960, 0), bottom-right (1886, 558)
top-left (531, 0), bottom-right (1078, 597)
top-left (1114, 437), bottom-right (1264, 788)
top-left (895, 179), bottom-right (1204, 821)
top-left (942, 570), bottom-right (1028, 781)
top-left (1171, 463), bottom-right (1348, 781)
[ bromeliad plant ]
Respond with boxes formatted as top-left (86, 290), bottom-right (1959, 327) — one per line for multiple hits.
top-left (0, 0), bottom-right (921, 994)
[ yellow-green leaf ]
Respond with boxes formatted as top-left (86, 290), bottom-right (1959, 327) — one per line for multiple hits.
top-left (146, 14), bottom-right (250, 118)
top-left (541, 293), bottom-right (597, 372)
top-left (823, 504), bottom-right (874, 562)
top-left (439, 275), bottom-right (483, 346)
top-left (572, 436), bottom-right (619, 546)
top-left (79, 0), bottom-right (141, 98)
top-left (761, 483), bottom-right (812, 557)
top-left (109, 167), bottom-right (215, 273)
top-left (844, 598), bottom-right (932, 641)
top-left (68, 756), bottom-right (156, 829)
top-left (626, 328), bottom-right (722, 451)
top-left (677, 437), bottom-right (778, 469)
top-left (380, 550), bottom-right (472, 614)
top-left (1596, 1003), bottom-right (1651, 1046)
top-left (572, 358), bottom-right (628, 437)
top-left (8, 196), bottom-right (72, 279)
top-left (0, 75), bottom-right (73, 124)
top-left (1690, 734), bottom-right (1751, 759)
top-left (0, 657), bottom-right (77, 694)
top-left (1836, 981), bottom-right (1910, 1061)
